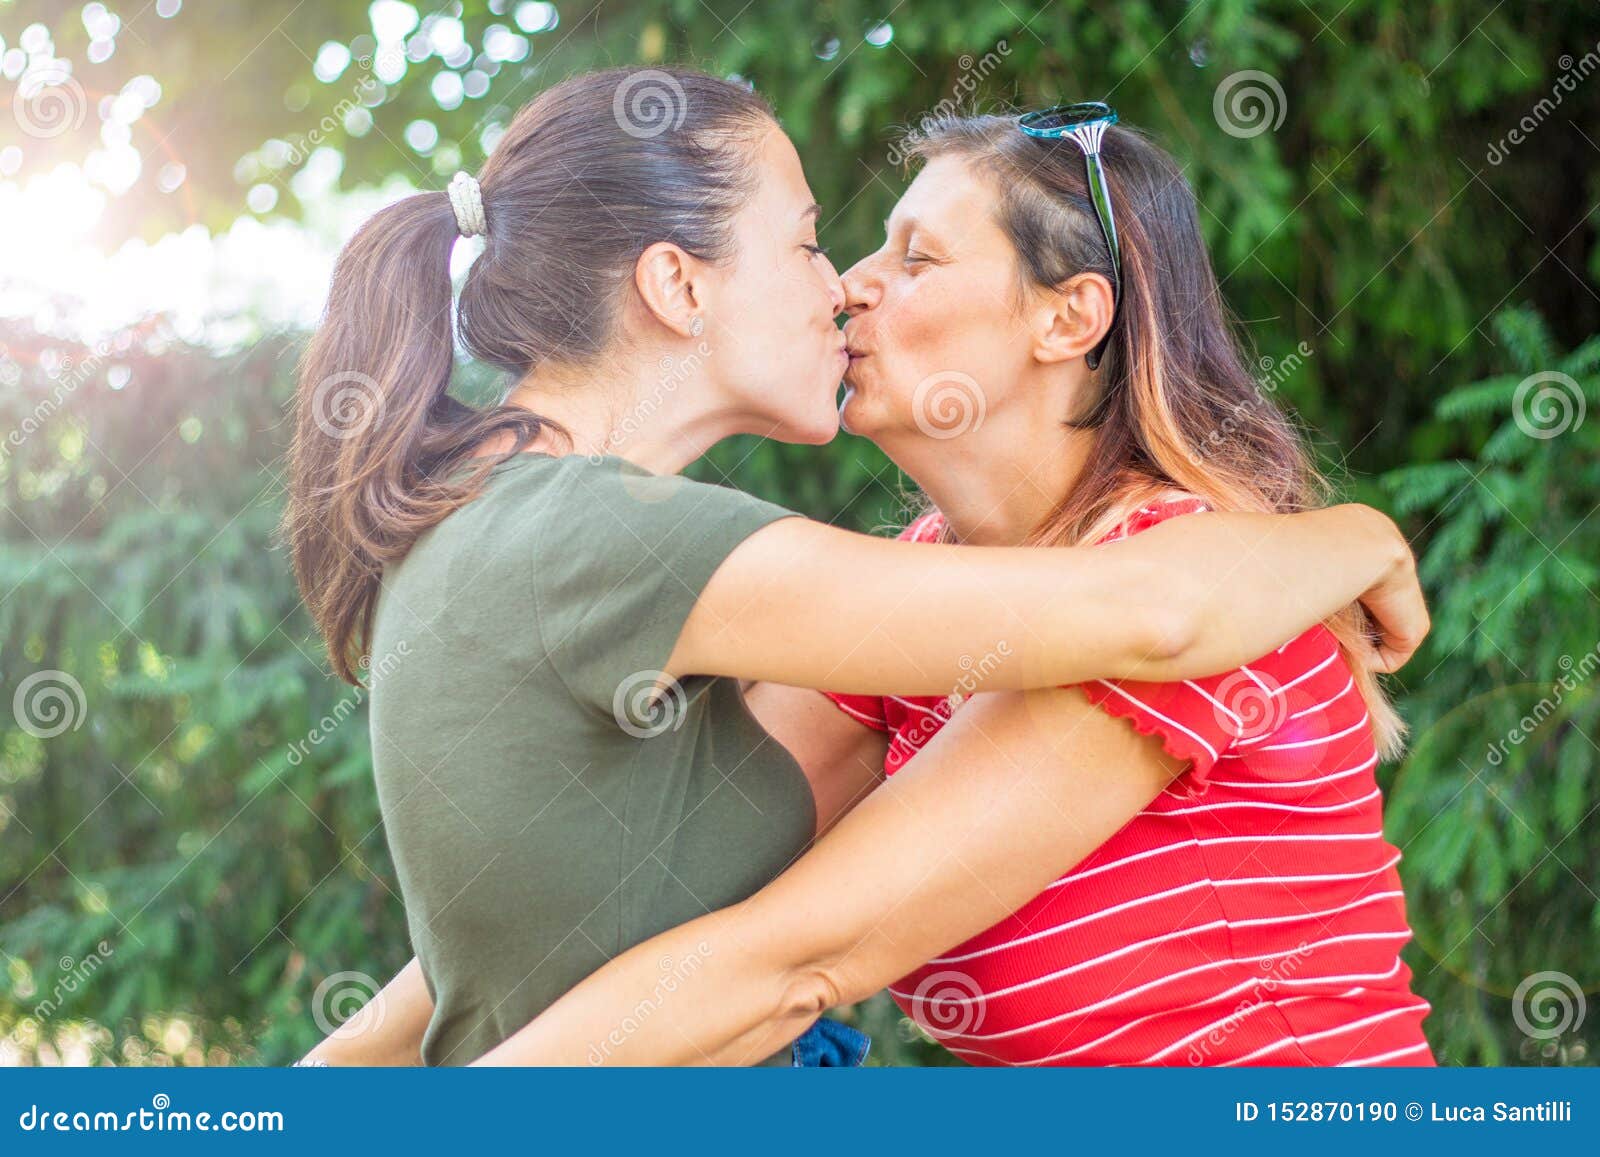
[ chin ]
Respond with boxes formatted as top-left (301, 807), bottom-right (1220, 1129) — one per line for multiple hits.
top-left (837, 388), bottom-right (877, 439)
top-left (800, 407), bottom-right (842, 445)
top-left (774, 405), bottom-right (841, 446)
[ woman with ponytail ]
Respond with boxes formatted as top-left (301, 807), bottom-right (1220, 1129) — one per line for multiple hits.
top-left (289, 76), bottom-right (1428, 1067)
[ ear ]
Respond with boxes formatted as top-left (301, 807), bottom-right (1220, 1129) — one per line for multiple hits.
top-left (1032, 271), bottom-right (1115, 365)
top-left (633, 241), bottom-right (706, 338)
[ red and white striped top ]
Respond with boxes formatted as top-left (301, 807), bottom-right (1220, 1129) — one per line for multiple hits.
top-left (826, 499), bottom-right (1433, 1066)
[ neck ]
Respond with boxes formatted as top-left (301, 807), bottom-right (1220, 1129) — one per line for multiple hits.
top-left (886, 382), bottom-right (1097, 547)
top-left (499, 341), bottom-right (732, 475)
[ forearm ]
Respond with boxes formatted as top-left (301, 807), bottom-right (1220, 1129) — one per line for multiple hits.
top-left (298, 957), bottom-right (432, 1066)
top-left (1115, 504), bottom-right (1407, 680)
top-left (681, 507), bottom-right (1418, 698)
top-left (475, 687), bottom-right (1179, 1066)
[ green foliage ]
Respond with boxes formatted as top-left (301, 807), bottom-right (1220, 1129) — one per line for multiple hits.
top-left (2, 1), bottom-right (1597, 1067)
top-left (0, 328), bottom-right (415, 1064)
top-left (1380, 307), bottom-right (1598, 1066)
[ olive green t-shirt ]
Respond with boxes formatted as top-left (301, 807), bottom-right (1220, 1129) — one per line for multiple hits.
top-left (367, 452), bottom-right (815, 1065)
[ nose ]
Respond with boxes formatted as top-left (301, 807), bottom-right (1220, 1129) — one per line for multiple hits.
top-left (817, 252), bottom-right (846, 317)
top-left (840, 256), bottom-right (880, 319)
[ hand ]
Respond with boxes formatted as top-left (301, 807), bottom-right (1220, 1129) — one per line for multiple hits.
top-left (1348, 507), bottom-right (1429, 673)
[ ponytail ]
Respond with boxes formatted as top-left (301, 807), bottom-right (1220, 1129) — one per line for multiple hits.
top-left (284, 191), bottom-right (551, 684)
top-left (284, 69), bottom-right (774, 683)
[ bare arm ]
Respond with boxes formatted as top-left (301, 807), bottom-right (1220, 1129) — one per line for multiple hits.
top-left (296, 958), bottom-right (432, 1066)
top-left (474, 685), bottom-right (1185, 1065)
top-left (670, 504), bottom-right (1424, 695)
top-left (743, 682), bottom-right (887, 835)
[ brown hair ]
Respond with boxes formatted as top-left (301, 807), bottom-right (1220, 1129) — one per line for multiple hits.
top-left (906, 115), bottom-right (1405, 758)
top-left (284, 69), bottom-right (774, 683)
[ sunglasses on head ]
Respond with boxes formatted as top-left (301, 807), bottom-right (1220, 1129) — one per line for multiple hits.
top-left (1017, 102), bottom-right (1121, 370)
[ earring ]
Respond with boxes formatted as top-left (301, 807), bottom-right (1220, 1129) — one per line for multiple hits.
top-left (689, 316), bottom-right (704, 337)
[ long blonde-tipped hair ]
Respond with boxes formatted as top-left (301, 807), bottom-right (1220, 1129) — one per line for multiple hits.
top-left (906, 114), bottom-right (1404, 759)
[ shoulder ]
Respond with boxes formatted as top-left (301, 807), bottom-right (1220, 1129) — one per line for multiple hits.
top-left (549, 456), bottom-right (797, 545)
top-left (1093, 492), bottom-right (1212, 545)
top-left (896, 510), bottom-right (947, 543)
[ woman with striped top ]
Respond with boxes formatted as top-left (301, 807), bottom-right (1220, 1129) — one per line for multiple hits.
top-left (475, 108), bottom-right (1432, 1066)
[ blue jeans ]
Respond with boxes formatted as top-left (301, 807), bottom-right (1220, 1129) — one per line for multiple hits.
top-left (791, 1017), bottom-right (871, 1067)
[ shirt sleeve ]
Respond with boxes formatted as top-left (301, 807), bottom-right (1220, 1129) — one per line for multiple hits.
top-left (1077, 675), bottom-right (1246, 788)
top-left (821, 690), bottom-right (891, 732)
top-left (819, 511), bottom-right (946, 734)
top-left (1072, 496), bottom-right (1241, 789)
top-left (531, 459), bottom-right (800, 720)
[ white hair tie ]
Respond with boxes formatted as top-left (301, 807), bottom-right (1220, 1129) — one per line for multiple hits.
top-left (447, 171), bottom-right (487, 238)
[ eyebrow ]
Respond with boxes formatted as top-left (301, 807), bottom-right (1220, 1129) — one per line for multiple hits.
top-left (800, 202), bottom-right (822, 223)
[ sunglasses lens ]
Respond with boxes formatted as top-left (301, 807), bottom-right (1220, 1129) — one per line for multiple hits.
top-left (1022, 102), bottom-right (1111, 133)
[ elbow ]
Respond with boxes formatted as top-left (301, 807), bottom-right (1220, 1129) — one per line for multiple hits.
top-left (1371, 506), bottom-right (1413, 580)
top-left (778, 961), bottom-right (850, 1021)
top-left (1107, 550), bottom-right (1200, 676)
top-left (1135, 600), bottom-right (1201, 674)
